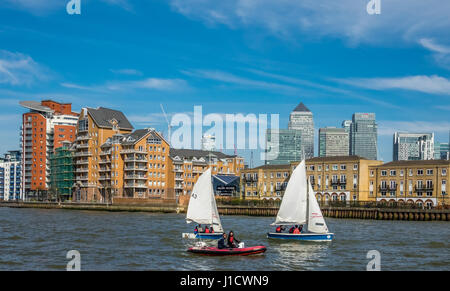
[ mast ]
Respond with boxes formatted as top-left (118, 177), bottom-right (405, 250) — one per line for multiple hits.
top-left (306, 179), bottom-right (310, 228)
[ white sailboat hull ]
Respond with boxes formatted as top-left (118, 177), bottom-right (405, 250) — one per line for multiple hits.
top-left (267, 232), bottom-right (335, 242)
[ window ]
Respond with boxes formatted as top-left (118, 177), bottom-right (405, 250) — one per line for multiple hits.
top-left (381, 170), bottom-right (387, 176)
top-left (332, 165), bottom-right (338, 171)
top-left (417, 169), bottom-right (424, 176)
top-left (353, 164), bottom-right (358, 170)
top-left (390, 170), bottom-right (396, 176)
top-left (442, 169), bottom-right (447, 176)
top-left (340, 165), bottom-right (346, 170)
top-left (426, 169), bottom-right (433, 175)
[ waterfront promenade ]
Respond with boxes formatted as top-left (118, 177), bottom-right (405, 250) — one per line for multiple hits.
top-left (0, 200), bottom-right (449, 221)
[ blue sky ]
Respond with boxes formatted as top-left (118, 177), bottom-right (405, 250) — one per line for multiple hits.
top-left (0, 0), bottom-right (449, 165)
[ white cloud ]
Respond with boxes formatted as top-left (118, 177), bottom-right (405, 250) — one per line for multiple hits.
top-left (61, 77), bottom-right (188, 92)
top-left (419, 38), bottom-right (450, 70)
top-left (2, 0), bottom-right (63, 15)
top-left (0, 50), bottom-right (49, 86)
top-left (110, 68), bottom-right (142, 76)
top-left (182, 69), bottom-right (300, 93)
top-left (336, 75), bottom-right (450, 95)
top-left (170, 0), bottom-right (450, 45)
top-left (378, 120), bottom-right (450, 136)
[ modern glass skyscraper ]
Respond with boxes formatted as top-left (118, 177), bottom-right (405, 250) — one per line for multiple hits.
top-left (434, 142), bottom-right (449, 160)
top-left (349, 113), bottom-right (378, 160)
top-left (265, 129), bottom-right (302, 165)
top-left (288, 102), bottom-right (314, 159)
top-left (319, 127), bottom-right (349, 157)
top-left (394, 132), bottom-right (435, 161)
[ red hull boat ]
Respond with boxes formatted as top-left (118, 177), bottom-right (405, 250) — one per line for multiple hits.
top-left (187, 246), bottom-right (267, 256)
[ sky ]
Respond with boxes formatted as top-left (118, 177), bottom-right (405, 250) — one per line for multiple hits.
top-left (0, 0), bottom-right (449, 165)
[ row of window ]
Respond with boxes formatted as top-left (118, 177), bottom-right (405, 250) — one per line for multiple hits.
top-left (374, 168), bottom-right (447, 177)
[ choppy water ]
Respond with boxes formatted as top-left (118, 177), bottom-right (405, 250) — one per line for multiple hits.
top-left (0, 207), bottom-right (448, 271)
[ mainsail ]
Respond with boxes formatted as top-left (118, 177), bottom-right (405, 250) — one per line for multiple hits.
top-left (272, 160), bottom-right (308, 225)
top-left (186, 168), bottom-right (223, 232)
top-left (307, 180), bottom-right (329, 234)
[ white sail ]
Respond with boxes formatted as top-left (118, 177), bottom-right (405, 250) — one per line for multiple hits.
top-left (186, 168), bottom-right (223, 232)
top-left (272, 160), bottom-right (307, 225)
top-left (307, 180), bottom-right (329, 234)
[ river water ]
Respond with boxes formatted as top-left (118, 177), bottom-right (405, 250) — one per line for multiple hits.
top-left (0, 207), bottom-right (448, 271)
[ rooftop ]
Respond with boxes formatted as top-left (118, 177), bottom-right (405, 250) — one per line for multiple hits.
top-left (293, 102), bottom-right (311, 112)
top-left (170, 148), bottom-right (237, 160)
top-left (377, 160), bottom-right (450, 167)
top-left (86, 107), bottom-right (134, 130)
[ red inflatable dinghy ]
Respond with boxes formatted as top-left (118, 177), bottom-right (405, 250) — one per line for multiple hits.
top-left (187, 246), bottom-right (266, 256)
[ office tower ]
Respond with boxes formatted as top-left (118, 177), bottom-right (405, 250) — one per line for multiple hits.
top-left (73, 107), bottom-right (134, 202)
top-left (393, 132), bottom-right (434, 161)
top-left (319, 127), bottom-right (349, 157)
top-left (349, 113), bottom-right (378, 160)
top-left (201, 134), bottom-right (216, 151)
top-left (288, 102), bottom-right (314, 159)
top-left (20, 100), bottom-right (78, 199)
top-left (265, 129), bottom-right (303, 165)
top-left (0, 151), bottom-right (22, 201)
top-left (434, 142), bottom-right (450, 160)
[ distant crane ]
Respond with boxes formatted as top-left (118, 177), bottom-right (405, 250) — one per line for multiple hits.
top-left (160, 103), bottom-right (172, 146)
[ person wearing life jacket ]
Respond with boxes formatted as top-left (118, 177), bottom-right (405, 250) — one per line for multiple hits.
top-left (293, 226), bottom-right (300, 234)
top-left (276, 226), bottom-right (285, 233)
top-left (298, 225), bottom-right (303, 233)
top-left (227, 231), bottom-right (240, 248)
top-left (210, 226), bottom-right (214, 233)
top-left (194, 226), bottom-right (198, 235)
top-left (289, 226), bottom-right (295, 233)
top-left (205, 226), bottom-right (210, 233)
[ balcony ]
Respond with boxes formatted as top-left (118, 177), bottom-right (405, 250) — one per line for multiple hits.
top-left (99, 176), bottom-right (111, 181)
top-left (74, 152), bottom-right (92, 157)
top-left (121, 149), bottom-right (147, 154)
top-left (331, 179), bottom-right (346, 185)
top-left (379, 185), bottom-right (397, 191)
top-left (415, 185), bottom-right (433, 191)
top-left (99, 167), bottom-right (111, 172)
top-left (76, 168), bottom-right (89, 173)
top-left (100, 151), bottom-right (111, 156)
top-left (76, 135), bottom-right (91, 141)
top-left (173, 168), bottom-right (183, 173)
top-left (99, 159), bottom-right (111, 164)
top-left (124, 183), bottom-right (147, 189)
top-left (77, 144), bottom-right (90, 149)
top-left (124, 175), bottom-right (147, 180)
top-left (124, 158), bottom-right (148, 163)
top-left (76, 160), bottom-right (89, 165)
top-left (124, 166), bottom-right (147, 171)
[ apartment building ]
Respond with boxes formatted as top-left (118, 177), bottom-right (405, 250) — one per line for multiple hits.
top-left (73, 107), bottom-right (134, 202)
top-left (368, 160), bottom-right (450, 208)
top-left (102, 128), bottom-right (171, 201)
top-left (240, 164), bottom-right (291, 200)
top-left (0, 151), bottom-right (22, 201)
top-left (49, 141), bottom-right (75, 202)
top-left (20, 100), bottom-right (78, 198)
top-left (168, 149), bottom-right (245, 197)
top-left (240, 156), bottom-right (382, 202)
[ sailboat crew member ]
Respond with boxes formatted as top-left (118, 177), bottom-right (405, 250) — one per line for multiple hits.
top-left (227, 231), bottom-right (240, 248)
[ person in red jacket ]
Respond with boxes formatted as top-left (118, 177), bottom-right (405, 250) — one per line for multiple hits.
top-left (205, 226), bottom-right (210, 233)
top-left (227, 231), bottom-right (240, 248)
top-left (275, 226), bottom-right (285, 233)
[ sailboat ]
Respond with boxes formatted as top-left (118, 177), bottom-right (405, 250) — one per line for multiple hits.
top-left (267, 160), bottom-right (335, 242)
top-left (183, 168), bottom-right (224, 240)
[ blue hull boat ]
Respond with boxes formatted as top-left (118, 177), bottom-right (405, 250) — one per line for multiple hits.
top-left (195, 233), bottom-right (223, 240)
top-left (267, 232), bottom-right (334, 242)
